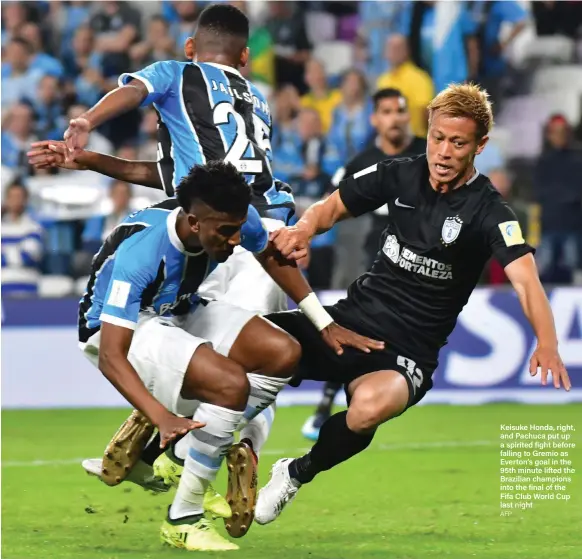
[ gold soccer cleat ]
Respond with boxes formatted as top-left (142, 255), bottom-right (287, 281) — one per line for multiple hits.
top-left (224, 441), bottom-right (258, 538)
top-left (101, 410), bottom-right (155, 486)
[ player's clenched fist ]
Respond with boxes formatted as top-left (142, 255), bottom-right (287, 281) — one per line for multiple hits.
top-left (156, 412), bottom-right (206, 449)
top-left (270, 226), bottom-right (311, 260)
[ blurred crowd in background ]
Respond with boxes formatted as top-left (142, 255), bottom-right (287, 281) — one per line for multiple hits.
top-left (1, 0), bottom-right (582, 297)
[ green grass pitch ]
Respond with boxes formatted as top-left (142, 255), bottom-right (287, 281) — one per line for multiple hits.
top-left (2, 404), bottom-right (581, 559)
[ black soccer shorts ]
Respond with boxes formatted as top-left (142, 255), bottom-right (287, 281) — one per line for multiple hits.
top-left (265, 309), bottom-right (435, 409)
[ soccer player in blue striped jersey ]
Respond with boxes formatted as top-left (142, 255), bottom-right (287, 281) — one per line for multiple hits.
top-left (78, 160), bottom-right (384, 550)
top-left (55, 3), bottom-right (293, 480)
top-left (31, 4), bottom-right (293, 529)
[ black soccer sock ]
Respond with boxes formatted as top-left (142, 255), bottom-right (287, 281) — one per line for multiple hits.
top-left (288, 410), bottom-right (374, 484)
top-left (315, 382), bottom-right (342, 417)
top-left (141, 432), bottom-right (165, 466)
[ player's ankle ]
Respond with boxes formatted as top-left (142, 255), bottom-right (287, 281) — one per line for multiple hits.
top-left (288, 457), bottom-right (312, 485)
top-left (240, 437), bottom-right (259, 463)
top-left (167, 505), bottom-right (204, 523)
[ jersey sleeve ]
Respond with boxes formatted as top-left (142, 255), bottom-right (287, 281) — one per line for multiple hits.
top-left (480, 198), bottom-right (534, 268)
top-left (240, 204), bottom-right (269, 254)
top-left (118, 61), bottom-right (177, 106)
top-left (99, 240), bottom-right (158, 330)
top-left (338, 159), bottom-right (398, 217)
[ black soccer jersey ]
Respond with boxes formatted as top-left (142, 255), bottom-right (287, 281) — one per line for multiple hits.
top-left (333, 154), bottom-right (534, 365)
top-left (337, 137), bottom-right (427, 185)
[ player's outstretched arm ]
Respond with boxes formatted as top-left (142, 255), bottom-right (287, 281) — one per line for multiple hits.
top-left (505, 253), bottom-right (571, 391)
top-left (27, 140), bottom-right (163, 190)
top-left (255, 244), bottom-right (384, 355)
top-left (64, 79), bottom-right (148, 161)
top-left (270, 190), bottom-right (352, 261)
top-left (99, 322), bottom-right (204, 447)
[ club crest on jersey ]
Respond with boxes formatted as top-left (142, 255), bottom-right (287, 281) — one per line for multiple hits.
top-left (383, 234), bottom-right (400, 263)
top-left (441, 216), bottom-right (463, 245)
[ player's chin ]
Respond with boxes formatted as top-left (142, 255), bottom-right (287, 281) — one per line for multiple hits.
top-left (430, 164), bottom-right (457, 184)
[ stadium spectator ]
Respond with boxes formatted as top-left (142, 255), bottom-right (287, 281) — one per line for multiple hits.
top-left (170, 0), bottom-right (199, 53)
top-left (357, 1), bottom-right (408, 83)
top-left (91, 1), bottom-right (141, 53)
top-left (62, 26), bottom-right (108, 107)
top-left (467, 1), bottom-right (527, 105)
top-left (1, 104), bottom-right (37, 175)
top-left (533, 114), bottom-right (582, 284)
top-left (1, 2), bottom-right (29, 47)
top-left (1, 37), bottom-right (44, 107)
top-left (272, 85), bottom-right (302, 184)
top-left (327, 69), bottom-right (374, 164)
top-left (81, 180), bottom-right (133, 255)
top-left (1, 181), bottom-right (44, 297)
top-left (531, 1), bottom-right (582, 38)
top-left (90, 1), bottom-right (141, 78)
top-left (267, 1), bottom-right (311, 94)
top-left (300, 59), bottom-right (342, 134)
top-left (51, 0), bottom-right (92, 56)
top-left (29, 75), bottom-right (66, 141)
top-left (376, 34), bottom-right (434, 137)
top-left (288, 108), bottom-right (336, 290)
top-left (400, 1), bottom-right (478, 93)
top-left (129, 15), bottom-right (177, 69)
top-left (17, 21), bottom-right (65, 78)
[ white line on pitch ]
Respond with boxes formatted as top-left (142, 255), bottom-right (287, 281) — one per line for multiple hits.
top-left (1, 440), bottom-right (495, 468)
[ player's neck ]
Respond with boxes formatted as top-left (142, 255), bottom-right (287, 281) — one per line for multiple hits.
top-left (195, 53), bottom-right (238, 70)
top-left (377, 134), bottom-right (412, 156)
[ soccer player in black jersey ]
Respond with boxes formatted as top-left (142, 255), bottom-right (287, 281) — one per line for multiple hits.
top-left (301, 88), bottom-right (427, 441)
top-left (255, 83), bottom-right (572, 525)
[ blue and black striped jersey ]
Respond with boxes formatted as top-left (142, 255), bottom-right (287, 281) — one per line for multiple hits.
top-left (78, 199), bottom-right (268, 343)
top-left (119, 61), bottom-right (294, 223)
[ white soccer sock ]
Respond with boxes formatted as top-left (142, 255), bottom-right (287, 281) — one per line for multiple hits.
top-left (239, 403), bottom-right (276, 455)
top-left (242, 373), bottom-right (289, 426)
top-left (174, 433), bottom-right (189, 461)
top-left (169, 403), bottom-right (243, 519)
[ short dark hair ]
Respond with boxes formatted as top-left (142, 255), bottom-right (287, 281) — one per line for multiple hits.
top-left (10, 37), bottom-right (33, 54)
top-left (150, 14), bottom-right (169, 28)
top-left (6, 179), bottom-right (29, 198)
top-left (197, 4), bottom-right (249, 41)
top-left (342, 69), bottom-right (368, 93)
top-left (177, 161), bottom-right (251, 217)
top-left (372, 88), bottom-right (407, 109)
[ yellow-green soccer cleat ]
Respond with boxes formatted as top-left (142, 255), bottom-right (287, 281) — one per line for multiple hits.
top-left (204, 484), bottom-right (232, 519)
top-left (160, 514), bottom-right (239, 551)
top-left (152, 448), bottom-right (183, 487)
top-left (153, 448), bottom-right (231, 519)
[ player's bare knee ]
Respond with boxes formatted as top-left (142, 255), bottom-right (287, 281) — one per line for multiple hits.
top-left (262, 332), bottom-right (301, 378)
top-left (348, 381), bottom-right (407, 433)
top-left (347, 397), bottom-right (385, 433)
top-left (273, 334), bottom-right (301, 377)
top-left (217, 362), bottom-right (250, 411)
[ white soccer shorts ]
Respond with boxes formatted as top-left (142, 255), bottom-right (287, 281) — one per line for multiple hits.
top-left (80, 301), bottom-right (257, 417)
